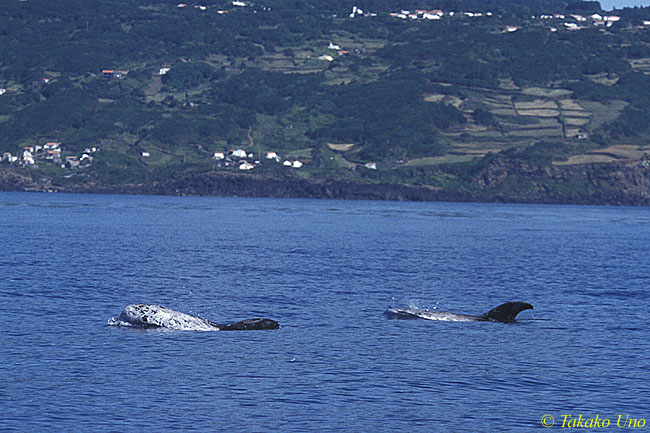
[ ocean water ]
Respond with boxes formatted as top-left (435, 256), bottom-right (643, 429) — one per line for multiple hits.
top-left (1, 192), bottom-right (649, 432)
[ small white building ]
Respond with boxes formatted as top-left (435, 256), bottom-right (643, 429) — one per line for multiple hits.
top-left (141, 152), bottom-right (150, 157)
top-left (239, 162), bottom-right (254, 170)
top-left (364, 162), bottom-right (377, 170)
top-left (231, 149), bottom-right (247, 158)
top-left (265, 151), bottom-right (278, 159)
top-left (0, 89), bottom-right (6, 96)
top-left (319, 55), bottom-right (334, 62)
top-left (292, 161), bottom-right (303, 168)
top-left (213, 152), bottom-right (225, 160)
top-left (232, 1), bottom-right (245, 6)
top-left (159, 67), bottom-right (171, 75)
top-left (23, 151), bottom-right (34, 165)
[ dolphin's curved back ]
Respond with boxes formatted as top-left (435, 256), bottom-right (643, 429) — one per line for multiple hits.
top-left (218, 318), bottom-right (280, 330)
top-left (481, 301), bottom-right (533, 323)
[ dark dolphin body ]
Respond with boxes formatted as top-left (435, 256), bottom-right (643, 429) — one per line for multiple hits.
top-left (108, 304), bottom-right (279, 331)
top-left (385, 301), bottom-right (533, 323)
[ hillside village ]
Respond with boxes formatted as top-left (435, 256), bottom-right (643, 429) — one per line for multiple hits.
top-left (1, 142), bottom-right (98, 170)
top-left (1, 139), bottom-right (315, 173)
top-left (1, 2), bottom-right (637, 174)
top-left (3, 0), bottom-right (650, 204)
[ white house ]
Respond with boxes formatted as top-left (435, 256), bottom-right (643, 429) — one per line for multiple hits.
top-left (292, 160), bottom-right (303, 168)
top-left (265, 151), bottom-right (278, 159)
top-left (159, 67), bottom-right (171, 75)
top-left (141, 152), bottom-right (150, 157)
top-left (23, 150), bottom-right (34, 165)
top-left (232, 1), bottom-right (246, 6)
top-left (0, 89), bottom-right (6, 96)
top-left (231, 149), bottom-right (247, 158)
top-left (239, 162), bottom-right (254, 170)
top-left (364, 162), bottom-right (377, 170)
top-left (328, 42), bottom-right (341, 50)
top-left (213, 152), bottom-right (225, 160)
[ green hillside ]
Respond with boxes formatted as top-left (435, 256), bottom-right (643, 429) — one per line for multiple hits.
top-left (2, 0), bottom-right (650, 203)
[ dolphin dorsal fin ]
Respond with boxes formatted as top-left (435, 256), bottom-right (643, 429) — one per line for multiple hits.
top-left (481, 301), bottom-right (533, 323)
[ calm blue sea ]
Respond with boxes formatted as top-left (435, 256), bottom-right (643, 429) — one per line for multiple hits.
top-left (1, 192), bottom-right (650, 432)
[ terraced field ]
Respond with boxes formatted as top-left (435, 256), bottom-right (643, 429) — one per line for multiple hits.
top-left (414, 83), bottom-right (627, 166)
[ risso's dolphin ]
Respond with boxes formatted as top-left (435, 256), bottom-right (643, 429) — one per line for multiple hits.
top-left (385, 301), bottom-right (533, 323)
top-left (108, 304), bottom-right (280, 331)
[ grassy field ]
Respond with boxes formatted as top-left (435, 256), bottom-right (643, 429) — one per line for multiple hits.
top-left (407, 82), bottom-right (628, 167)
top-left (556, 145), bottom-right (650, 165)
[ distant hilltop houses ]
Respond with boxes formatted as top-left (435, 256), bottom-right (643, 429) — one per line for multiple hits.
top-left (380, 6), bottom-right (623, 31)
top-left (162, 1), bottom-right (638, 34)
top-left (1, 141), bottom-right (98, 169)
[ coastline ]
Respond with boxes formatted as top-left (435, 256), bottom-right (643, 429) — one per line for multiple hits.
top-left (2, 162), bottom-right (650, 206)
